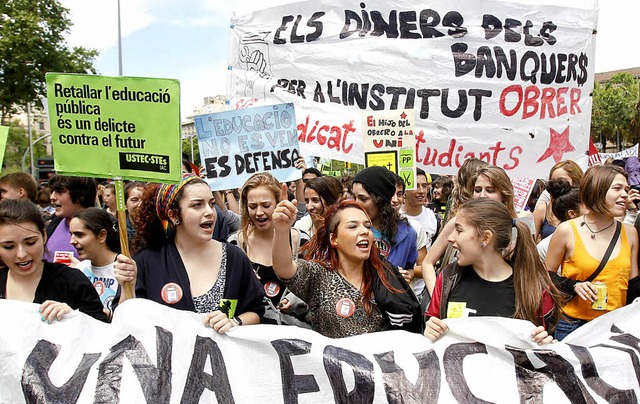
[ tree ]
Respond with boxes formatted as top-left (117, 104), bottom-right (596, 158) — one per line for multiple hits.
top-left (591, 72), bottom-right (640, 149)
top-left (1, 120), bottom-right (47, 172)
top-left (0, 0), bottom-right (98, 124)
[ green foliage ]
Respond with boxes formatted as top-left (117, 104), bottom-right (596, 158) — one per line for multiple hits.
top-left (0, 0), bottom-right (98, 124)
top-left (182, 137), bottom-right (201, 167)
top-left (1, 120), bottom-right (46, 173)
top-left (591, 72), bottom-right (640, 144)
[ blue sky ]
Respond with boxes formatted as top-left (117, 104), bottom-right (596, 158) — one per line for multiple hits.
top-left (62, 0), bottom-right (640, 121)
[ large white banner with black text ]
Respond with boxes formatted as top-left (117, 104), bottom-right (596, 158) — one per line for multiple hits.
top-left (1, 299), bottom-right (639, 403)
top-left (228, 0), bottom-right (597, 176)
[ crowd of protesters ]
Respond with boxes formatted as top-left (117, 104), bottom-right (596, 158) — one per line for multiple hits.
top-left (1, 153), bottom-right (639, 343)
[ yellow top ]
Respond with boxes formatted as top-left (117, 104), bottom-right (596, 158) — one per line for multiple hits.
top-left (561, 220), bottom-right (630, 320)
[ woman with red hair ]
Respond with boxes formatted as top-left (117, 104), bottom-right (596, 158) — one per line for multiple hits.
top-left (272, 188), bottom-right (422, 338)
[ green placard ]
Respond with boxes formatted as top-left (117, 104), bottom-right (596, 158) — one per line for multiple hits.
top-left (0, 125), bottom-right (8, 169)
top-left (45, 73), bottom-right (181, 183)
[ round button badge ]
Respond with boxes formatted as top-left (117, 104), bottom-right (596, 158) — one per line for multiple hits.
top-left (161, 283), bottom-right (183, 304)
top-left (336, 298), bottom-right (356, 318)
top-left (264, 281), bottom-right (281, 298)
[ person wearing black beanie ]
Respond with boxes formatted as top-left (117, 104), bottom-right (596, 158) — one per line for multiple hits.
top-left (352, 166), bottom-right (418, 285)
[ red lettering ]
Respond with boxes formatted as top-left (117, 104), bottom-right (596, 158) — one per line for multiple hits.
top-left (373, 140), bottom-right (384, 148)
top-left (341, 121), bottom-right (355, 154)
top-left (540, 87), bottom-right (556, 119)
top-left (499, 85), bottom-right (523, 117)
top-left (522, 86), bottom-right (540, 119)
top-left (570, 88), bottom-right (581, 115)
top-left (488, 141), bottom-right (507, 165)
top-left (503, 146), bottom-right (523, 170)
top-left (316, 126), bottom-right (328, 145)
top-left (415, 131), bottom-right (427, 163)
top-left (556, 87), bottom-right (568, 116)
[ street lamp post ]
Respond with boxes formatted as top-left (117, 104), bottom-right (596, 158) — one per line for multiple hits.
top-left (27, 102), bottom-right (35, 176)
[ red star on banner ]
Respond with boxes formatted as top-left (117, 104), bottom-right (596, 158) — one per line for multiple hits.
top-left (536, 126), bottom-right (575, 163)
top-left (400, 111), bottom-right (407, 119)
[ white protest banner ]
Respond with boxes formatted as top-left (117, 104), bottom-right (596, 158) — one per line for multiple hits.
top-left (228, 0), bottom-right (597, 176)
top-left (511, 176), bottom-right (536, 212)
top-left (2, 298), bottom-right (640, 403)
top-left (600, 143), bottom-right (639, 160)
top-left (363, 110), bottom-right (417, 189)
top-left (194, 103), bottom-right (301, 190)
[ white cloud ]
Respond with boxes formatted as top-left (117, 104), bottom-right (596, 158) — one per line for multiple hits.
top-left (62, 0), bottom-right (154, 52)
top-left (178, 61), bottom-right (229, 120)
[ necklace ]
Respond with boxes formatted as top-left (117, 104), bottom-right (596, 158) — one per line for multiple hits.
top-left (581, 216), bottom-right (615, 239)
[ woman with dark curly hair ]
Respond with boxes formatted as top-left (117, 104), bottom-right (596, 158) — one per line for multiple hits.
top-left (114, 173), bottom-right (265, 333)
top-left (273, 195), bottom-right (422, 338)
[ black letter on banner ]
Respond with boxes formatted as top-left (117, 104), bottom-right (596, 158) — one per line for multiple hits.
top-left (323, 345), bottom-right (374, 404)
top-left (340, 10), bottom-right (362, 39)
top-left (505, 345), bottom-right (595, 403)
top-left (443, 342), bottom-right (491, 404)
top-left (274, 16), bottom-right (294, 45)
top-left (374, 349), bottom-right (441, 403)
top-left (306, 12), bottom-right (325, 42)
top-left (569, 344), bottom-right (637, 402)
top-left (181, 335), bottom-right (234, 404)
top-left (451, 43), bottom-right (476, 77)
top-left (95, 327), bottom-right (172, 403)
top-left (22, 340), bottom-right (100, 404)
top-left (610, 330), bottom-right (640, 354)
top-left (271, 339), bottom-right (319, 404)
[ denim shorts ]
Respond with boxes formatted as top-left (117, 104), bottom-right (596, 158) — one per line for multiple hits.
top-left (554, 317), bottom-right (588, 341)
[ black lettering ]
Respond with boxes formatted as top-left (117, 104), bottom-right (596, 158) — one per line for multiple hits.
top-left (416, 89), bottom-right (441, 119)
top-left (22, 340), bottom-right (100, 404)
top-left (374, 349), bottom-right (441, 403)
top-left (444, 342), bottom-right (491, 403)
top-left (541, 21), bottom-right (557, 45)
top-left (370, 10), bottom-right (398, 38)
top-left (323, 345), bottom-right (374, 404)
top-left (540, 53), bottom-right (557, 84)
top-left (442, 11), bottom-right (467, 38)
top-left (369, 83), bottom-right (386, 110)
top-left (271, 339), bottom-right (320, 404)
top-left (494, 46), bottom-right (518, 80)
top-left (418, 9), bottom-right (444, 38)
top-left (441, 89), bottom-right (467, 118)
top-left (290, 15), bottom-right (305, 43)
top-left (469, 89), bottom-right (492, 121)
top-left (340, 10), bottom-right (362, 39)
top-left (482, 14), bottom-right (502, 40)
top-left (274, 15), bottom-right (294, 45)
top-left (95, 327), bottom-right (172, 404)
top-left (398, 11), bottom-right (420, 39)
top-left (523, 20), bottom-right (544, 46)
top-left (506, 345), bottom-right (595, 403)
top-left (504, 18), bottom-right (522, 42)
top-left (475, 46), bottom-right (496, 78)
top-left (306, 12), bottom-right (325, 42)
top-left (569, 344), bottom-right (637, 402)
top-left (520, 50), bottom-right (540, 84)
top-left (181, 335), bottom-right (234, 404)
top-left (451, 43), bottom-right (475, 77)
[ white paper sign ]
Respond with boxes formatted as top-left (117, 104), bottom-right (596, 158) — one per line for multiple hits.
top-left (228, 0), bottom-right (597, 176)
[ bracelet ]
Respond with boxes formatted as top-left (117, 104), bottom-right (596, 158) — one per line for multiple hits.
top-left (233, 316), bottom-right (243, 326)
